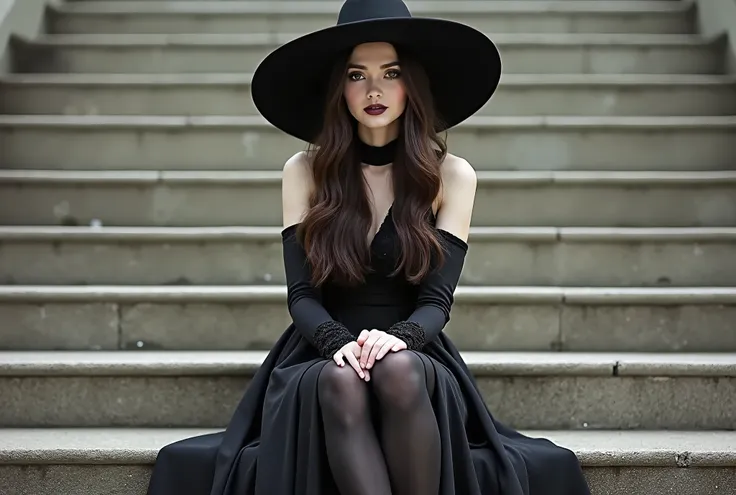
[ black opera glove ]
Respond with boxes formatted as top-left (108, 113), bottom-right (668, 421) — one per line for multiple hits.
top-left (313, 321), bottom-right (355, 360)
top-left (283, 224), bottom-right (355, 358)
top-left (396, 229), bottom-right (469, 347)
top-left (386, 320), bottom-right (426, 351)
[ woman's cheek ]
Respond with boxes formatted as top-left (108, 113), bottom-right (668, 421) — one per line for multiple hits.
top-left (344, 86), bottom-right (362, 114)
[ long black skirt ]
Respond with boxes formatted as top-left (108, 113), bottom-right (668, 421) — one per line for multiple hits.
top-left (146, 324), bottom-right (590, 495)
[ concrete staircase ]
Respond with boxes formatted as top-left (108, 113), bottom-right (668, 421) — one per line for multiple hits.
top-left (1, 1), bottom-right (735, 494)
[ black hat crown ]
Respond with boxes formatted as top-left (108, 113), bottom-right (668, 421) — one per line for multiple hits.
top-left (337, 0), bottom-right (412, 25)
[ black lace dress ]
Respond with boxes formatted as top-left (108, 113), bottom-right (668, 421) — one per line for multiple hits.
top-left (146, 207), bottom-right (591, 495)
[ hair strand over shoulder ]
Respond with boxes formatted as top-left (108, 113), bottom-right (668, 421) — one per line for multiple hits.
top-left (298, 46), bottom-right (447, 286)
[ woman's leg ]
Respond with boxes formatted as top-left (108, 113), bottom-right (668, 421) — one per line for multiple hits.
top-left (317, 362), bottom-right (392, 495)
top-left (371, 351), bottom-right (440, 495)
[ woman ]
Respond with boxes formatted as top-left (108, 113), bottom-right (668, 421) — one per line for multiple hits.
top-left (147, 0), bottom-right (591, 494)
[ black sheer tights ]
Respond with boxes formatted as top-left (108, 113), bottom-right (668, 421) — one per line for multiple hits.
top-left (318, 351), bottom-right (440, 495)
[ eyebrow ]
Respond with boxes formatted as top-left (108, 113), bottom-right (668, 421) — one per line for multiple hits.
top-left (347, 61), bottom-right (400, 70)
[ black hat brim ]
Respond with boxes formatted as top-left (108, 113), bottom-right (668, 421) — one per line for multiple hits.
top-left (251, 17), bottom-right (502, 143)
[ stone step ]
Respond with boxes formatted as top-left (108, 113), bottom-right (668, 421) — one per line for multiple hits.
top-left (1, 115), bottom-right (734, 171)
top-left (1, 428), bottom-right (733, 495)
top-left (10, 33), bottom-right (725, 74)
top-left (1, 286), bottom-right (734, 352)
top-left (2, 226), bottom-right (736, 287)
top-left (1, 169), bottom-right (734, 227)
top-left (62, 0), bottom-right (690, 2)
top-left (0, 350), bottom-right (734, 430)
top-left (3, 73), bottom-right (735, 117)
top-left (48, 1), bottom-right (695, 35)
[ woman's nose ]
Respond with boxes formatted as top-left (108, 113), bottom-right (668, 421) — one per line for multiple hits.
top-left (367, 83), bottom-right (383, 100)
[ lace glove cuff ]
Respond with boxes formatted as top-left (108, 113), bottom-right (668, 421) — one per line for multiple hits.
top-left (313, 321), bottom-right (355, 360)
top-left (386, 321), bottom-right (426, 351)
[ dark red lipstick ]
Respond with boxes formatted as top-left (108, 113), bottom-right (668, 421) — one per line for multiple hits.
top-left (364, 104), bottom-right (387, 115)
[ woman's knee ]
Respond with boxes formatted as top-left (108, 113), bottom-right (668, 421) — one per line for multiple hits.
top-left (371, 351), bottom-right (428, 412)
top-left (318, 362), bottom-right (370, 426)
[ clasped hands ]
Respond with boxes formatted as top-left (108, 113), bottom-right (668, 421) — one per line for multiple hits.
top-left (332, 329), bottom-right (408, 382)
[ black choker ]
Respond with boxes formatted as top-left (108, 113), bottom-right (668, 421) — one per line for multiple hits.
top-left (356, 138), bottom-right (398, 166)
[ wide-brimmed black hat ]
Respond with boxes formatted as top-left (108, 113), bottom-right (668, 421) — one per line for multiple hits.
top-left (251, 0), bottom-right (502, 143)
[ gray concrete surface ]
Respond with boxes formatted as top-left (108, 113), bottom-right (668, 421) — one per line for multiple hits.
top-left (0, 351), bottom-right (734, 429)
top-left (0, 0), bottom-right (51, 74)
top-left (3, 74), bottom-right (735, 117)
top-left (0, 429), bottom-right (734, 494)
top-left (3, 464), bottom-right (733, 495)
top-left (1, 170), bottom-right (735, 227)
top-left (2, 115), bottom-right (734, 170)
top-left (13, 33), bottom-right (724, 75)
top-left (2, 427), bottom-right (735, 465)
top-left (1, 286), bottom-right (734, 352)
top-left (1, 226), bottom-right (735, 286)
top-left (694, 0), bottom-right (736, 73)
top-left (0, 428), bottom-right (736, 495)
top-left (47, 1), bottom-right (695, 35)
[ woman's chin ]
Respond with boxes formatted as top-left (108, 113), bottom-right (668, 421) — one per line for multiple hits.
top-left (357, 115), bottom-right (399, 130)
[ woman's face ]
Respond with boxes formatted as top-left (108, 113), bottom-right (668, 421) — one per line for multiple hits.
top-left (343, 42), bottom-right (407, 134)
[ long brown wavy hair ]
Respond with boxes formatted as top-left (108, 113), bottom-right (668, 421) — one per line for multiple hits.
top-left (297, 45), bottom-right (447, 286)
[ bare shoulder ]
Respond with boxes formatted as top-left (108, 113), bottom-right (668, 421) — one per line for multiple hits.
top-left (282, 151), bottom-right (314, 228)
top-left (283, 151), bottom-right (312, 184)
top-left (434, 153), bottom-right (477, 242)
top-left (440, 153), bottom-right (477, 191)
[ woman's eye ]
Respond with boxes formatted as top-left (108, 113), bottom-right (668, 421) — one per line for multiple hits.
top-left (348, 72), bottom-right (364, 81)
top-left (385, 69), bottom-right (401, 79)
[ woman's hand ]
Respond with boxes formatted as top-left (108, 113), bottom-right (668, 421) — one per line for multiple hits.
top-left (332, 341), bottom-right (370, 381)
top-left (357, 329), bottom-right (408, 370)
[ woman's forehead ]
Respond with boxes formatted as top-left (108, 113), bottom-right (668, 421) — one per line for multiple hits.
top-left (348, 42), bottom-right (399, 65)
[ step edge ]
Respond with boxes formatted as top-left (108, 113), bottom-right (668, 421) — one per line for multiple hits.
top-left (2, 226), bottom-right (736, 242)
top-left (0, 350), bottom-right (734, 377)
top-left (4, 73), bottom-right (735, 86)
top-left (0, 285), bottom-right (735, 304)
top-left (3, 115), bottom-right (736, 129)
top-left (2, 170), bottom-right (735, 185)
top-left (53, 1), bottom-right (691, 16)
top-left (32, 33), bottom-right (711, 47)
top-left (1, 428), bottom-right (735, 467)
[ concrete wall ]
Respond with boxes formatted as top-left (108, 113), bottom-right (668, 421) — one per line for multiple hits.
top-left (691, 0), bottom-right (736, 73)
top-left (0, 0), bottom-right (56, 74)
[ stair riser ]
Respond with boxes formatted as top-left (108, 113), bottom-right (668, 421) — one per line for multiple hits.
top-left (2, 238), bottom-right (736, 287)
top-left (0, 466), bottom-right (151, 495)
top-left (1, 373), bottom-right (733, 429)
top-left (0, 464), bottom-right (731, 495)
top-left (3, 83), bottom-right (735, 117)
top-left (3, 465), bottom-right (733, 495)
top-left (48, 11), bottom-right (694, 35)
top-left (583, 467), bottom-right (736, 495)
top-left (2, 300), bottom-right (734, 352)
top-left (2, 181), bottom-right (734, 227)
top-left (127, 0), bottom-right (681, 1)
top-left (1, 125), bottom-right (734, 170)
top-left (12, 42), bottom-right (723, 75)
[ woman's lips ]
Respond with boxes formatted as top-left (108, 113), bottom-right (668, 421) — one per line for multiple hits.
top-left (364, 104), bottom-right (387, 115)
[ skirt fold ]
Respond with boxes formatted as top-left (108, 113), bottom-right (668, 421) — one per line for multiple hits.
top-left (147, 325), bottom-right (590, 495)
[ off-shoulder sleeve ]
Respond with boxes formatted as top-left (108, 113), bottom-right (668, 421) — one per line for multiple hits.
top-left (386, 229), bottom-right (468, 350)
top-left (282, 224), bottom-right (354, 359)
